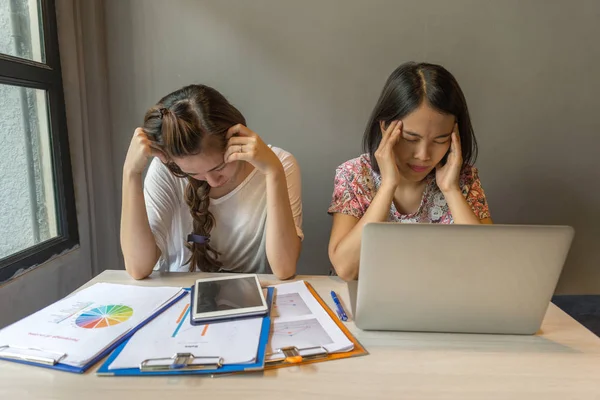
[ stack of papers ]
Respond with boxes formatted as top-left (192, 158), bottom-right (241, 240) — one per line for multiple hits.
top-left (107, 291), bottom-right (265, 369)
top-left (267, 281), bottom-right (354, 360)
top-left (0, 283), bottom-right (185, 368)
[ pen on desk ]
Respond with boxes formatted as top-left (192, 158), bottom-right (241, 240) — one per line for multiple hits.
top-left (330, 291), bottom-right (348, 321)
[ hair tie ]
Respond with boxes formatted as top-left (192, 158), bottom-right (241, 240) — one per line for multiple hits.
top-left (187, 233), bottom-right (210, 244)
top-left (158, 107), bottom-right (169, 119)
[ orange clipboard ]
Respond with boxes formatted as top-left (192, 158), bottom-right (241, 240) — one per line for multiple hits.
top-left (265, 281), bottom-right (368, 369)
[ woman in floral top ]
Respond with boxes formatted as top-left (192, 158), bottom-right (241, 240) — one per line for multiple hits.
top-left (328, 62), bottom-right (492, 280)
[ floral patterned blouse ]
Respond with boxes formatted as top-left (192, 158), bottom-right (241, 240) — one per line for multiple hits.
top-left (328, 154), bottom-right (490, 223)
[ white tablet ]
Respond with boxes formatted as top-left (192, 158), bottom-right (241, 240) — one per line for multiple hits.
top-left (191, 274), bottom-right (268, 324)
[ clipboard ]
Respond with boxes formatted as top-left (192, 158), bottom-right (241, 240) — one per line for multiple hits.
top-left (0, 290), bottom-right (187, 374)
top-left (265, 282), bottom-right (368, 369)
top-left (96, 287), bottom-right (274, 376)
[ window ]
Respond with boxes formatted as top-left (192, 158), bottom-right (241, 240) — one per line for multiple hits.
top-left (0, 0), bottom-right (78, 281)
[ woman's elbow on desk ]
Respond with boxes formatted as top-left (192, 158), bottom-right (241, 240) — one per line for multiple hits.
top-left (335, 266), bottom-right (358, 282)
top-left (270, 259), bottom-right (298, 281)
top-left (272, 270), bottom-right (296, 281)
top-left (124, 262), bottom-right (153, 280)
top-left (329, 253), bottom-right (359, 282)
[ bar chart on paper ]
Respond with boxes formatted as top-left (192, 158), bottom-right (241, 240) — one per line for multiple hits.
top-left (170, 303), bottom-right (210, 340)
top-left (272, 318), bottom-right (333, 348)
top-left (48, 301), bottom-right (94, 324)
top-left (273, 293), bottom-right (311, 318)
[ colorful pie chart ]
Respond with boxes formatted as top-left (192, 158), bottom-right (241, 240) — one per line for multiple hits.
top-left (75, 305), bottom-right (133, 329)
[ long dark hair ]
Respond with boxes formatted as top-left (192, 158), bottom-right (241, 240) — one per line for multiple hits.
top-left (143, 84), bottom-right (246, 272)
top-left (363, 62), bottom-right (478, 173)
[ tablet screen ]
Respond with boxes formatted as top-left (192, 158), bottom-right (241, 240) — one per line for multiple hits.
top-left (195, 276), bottom-right (264, 314)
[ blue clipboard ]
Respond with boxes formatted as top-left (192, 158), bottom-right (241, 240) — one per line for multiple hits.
top-left (96, 287), bottom-right (274, 376)
top-left (0, 290), bottom-right (187, 374)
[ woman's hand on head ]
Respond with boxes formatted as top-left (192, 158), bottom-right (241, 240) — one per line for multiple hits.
top-left (376, 120), bottom-right (403, 190)
top-left (124, 128), bottom-right (167, 175)
top-left (435, 123), bottom-right (462, 194)
top-left (224, 124), bottom-right (282, 176)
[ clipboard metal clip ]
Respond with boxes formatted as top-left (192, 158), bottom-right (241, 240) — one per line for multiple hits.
top-left (266, 346), bottom-right (329, 365)
top-left (0, 345), bottom-right (66, 366)
top-left (139, 352), bottom-right (223, 372)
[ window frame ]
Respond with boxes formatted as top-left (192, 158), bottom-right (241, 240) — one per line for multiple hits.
top-left (0, 0), bottom-right (78, 282)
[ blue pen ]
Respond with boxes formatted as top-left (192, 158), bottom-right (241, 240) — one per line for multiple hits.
top-left (330, 291), bottom-right (348, 321)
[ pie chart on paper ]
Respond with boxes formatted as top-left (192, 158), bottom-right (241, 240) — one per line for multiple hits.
top-left (75, 305), bottom-right (134, 329)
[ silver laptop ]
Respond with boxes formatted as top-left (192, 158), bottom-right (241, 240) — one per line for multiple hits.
top-left (351, 223), bottom-right (574, 334)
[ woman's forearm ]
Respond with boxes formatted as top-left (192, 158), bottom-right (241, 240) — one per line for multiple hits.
top-left (264, 166), bottom-right (301, 279)
top-left (120, 171), bottom-right (160, 279)
top-left (330, 184), bottom-right (396, 280)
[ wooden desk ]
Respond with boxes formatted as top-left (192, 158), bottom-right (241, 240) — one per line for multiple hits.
top-left (1, 270), bottom-right (600, 399)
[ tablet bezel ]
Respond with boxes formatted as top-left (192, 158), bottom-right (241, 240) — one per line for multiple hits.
top-left (191, 274), bottom-right (267, 321)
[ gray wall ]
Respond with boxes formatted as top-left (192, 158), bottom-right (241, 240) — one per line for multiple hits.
top-left (105, 0), bottom-right (600, 293)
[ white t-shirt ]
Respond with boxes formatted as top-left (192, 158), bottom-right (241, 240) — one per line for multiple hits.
top-left (143, 147), bottom-right (303, 273)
